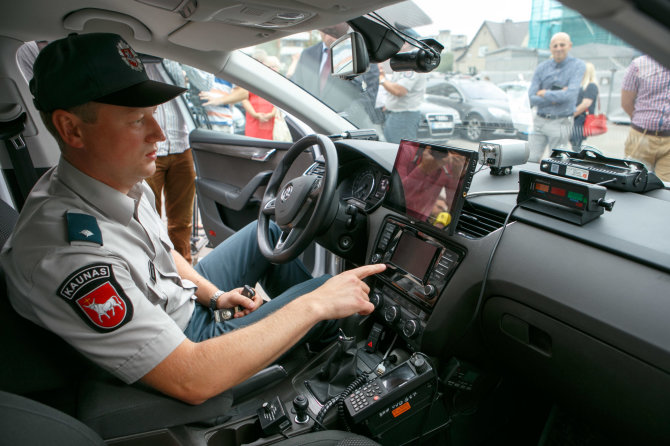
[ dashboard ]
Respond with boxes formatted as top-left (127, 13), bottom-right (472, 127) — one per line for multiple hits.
top-left (339, 160), bottom-right (390, 213)
top-left (321, 138), bottom-right (670, 443)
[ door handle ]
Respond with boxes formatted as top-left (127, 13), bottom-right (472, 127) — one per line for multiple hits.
top-left (251, 149), bottom-right (276, 162)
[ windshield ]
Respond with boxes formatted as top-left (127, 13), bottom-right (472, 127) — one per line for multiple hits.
top-left (232, 0), bottom-right (667, 183)
top-left (459, 82), bottom-right (509, 100)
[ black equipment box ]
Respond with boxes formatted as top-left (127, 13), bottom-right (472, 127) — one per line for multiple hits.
top-left (345, 353), bottom-right (436, 435)
top-left (518, 170), bottom-right (614, 225)
top-left (257, 396), bottom-right (290, 435)
top-left (540, 149), bottom-right (664, 193)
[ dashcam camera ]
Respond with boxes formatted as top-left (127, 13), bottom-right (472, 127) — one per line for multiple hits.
top-left (478, 139), bottom-right (529, 176)
top-left (389, 38), bottom-right (444, 73)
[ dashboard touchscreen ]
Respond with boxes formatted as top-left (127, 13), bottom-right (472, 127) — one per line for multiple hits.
top-left (390, 232), bottom-right (438, 280)
top-left (386, 140), bottom-right (477, 234)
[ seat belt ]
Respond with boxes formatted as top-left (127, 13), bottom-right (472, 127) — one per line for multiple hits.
top-left (0, 104), bottom-right (39, 209)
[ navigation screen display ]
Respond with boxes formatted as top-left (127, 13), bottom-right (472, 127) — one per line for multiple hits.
top-left (390, 232), bottom-right (438, 280)
top-left (386, 140), bottom-right (477, 234)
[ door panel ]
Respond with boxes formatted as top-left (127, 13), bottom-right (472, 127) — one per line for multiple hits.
top-left (190, 130), bottom-right (315, 247)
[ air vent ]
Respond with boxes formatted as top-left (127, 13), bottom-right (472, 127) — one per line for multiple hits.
top-left (456, 201), bottom-right (507, 239)
top-left (305, 162), bottom-right (325, 176)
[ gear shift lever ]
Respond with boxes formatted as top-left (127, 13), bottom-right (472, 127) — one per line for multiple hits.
top-left (292, 394), bottom-right (309, 424)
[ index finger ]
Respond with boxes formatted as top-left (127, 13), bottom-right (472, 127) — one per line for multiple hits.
top-left (350, 263), bottom-right (386, 279)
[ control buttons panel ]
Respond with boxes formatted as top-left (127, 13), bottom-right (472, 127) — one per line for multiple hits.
top-left (346, 381), bottom-right (387, 415)
top-left (377, 222), bottom-right (396, 251)
top-left (373, 285), bottom-right (428, 348)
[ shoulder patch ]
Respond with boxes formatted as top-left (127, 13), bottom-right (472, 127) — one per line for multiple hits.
top-left (66, 212), bottom-right (103, 245)
top-left (58, 263), bottom-right (133, 333)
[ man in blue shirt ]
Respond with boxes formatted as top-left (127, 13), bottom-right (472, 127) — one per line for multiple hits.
top-left (528, 32), bottom-right (585, 162)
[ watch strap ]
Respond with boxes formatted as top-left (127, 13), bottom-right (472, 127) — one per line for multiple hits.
top-left (209, 290), bottom-right (224, 311)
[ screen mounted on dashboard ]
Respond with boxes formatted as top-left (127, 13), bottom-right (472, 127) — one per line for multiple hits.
top-left (390, 231), bottom-right (438, 281)
top-left (385, 140), bottom-right (478, 234)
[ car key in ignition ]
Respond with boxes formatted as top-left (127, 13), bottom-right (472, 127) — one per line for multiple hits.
top-left (213, 285), bottom-right (256, 322)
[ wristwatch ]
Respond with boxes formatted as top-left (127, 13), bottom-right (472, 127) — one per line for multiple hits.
top-left (209, 290), bottom-right (224, 311)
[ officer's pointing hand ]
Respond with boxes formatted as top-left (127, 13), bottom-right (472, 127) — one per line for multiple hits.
top-left (307, 263), bottom-right (386, 320)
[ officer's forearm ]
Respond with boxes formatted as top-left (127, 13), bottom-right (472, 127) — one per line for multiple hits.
top-left (171, 249), bottom-right (218, 306)
top-left (142, 263), bottom-right (382, 404)
top-left (141, 295), bottom-right (322, 405)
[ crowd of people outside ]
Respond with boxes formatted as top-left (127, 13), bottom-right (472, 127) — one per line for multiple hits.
top-left (135, 24), bottom-right (667, 184)
top-left (526, 31), bottom-right (668, 181)
top-left (263, 26), bottom-right (669, 182)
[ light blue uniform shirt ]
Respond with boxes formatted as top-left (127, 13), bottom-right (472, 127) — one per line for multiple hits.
top-left (529, 56), bottom-right (585, 117)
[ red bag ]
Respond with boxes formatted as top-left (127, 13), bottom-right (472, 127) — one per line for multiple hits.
top-left (583, 99), bottom-right (607, 136)
top-left (583, 113), bottom-right (607, 136)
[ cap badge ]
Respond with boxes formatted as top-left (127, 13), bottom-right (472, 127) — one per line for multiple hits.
top-left (117, 40), bottom-right (144, 72)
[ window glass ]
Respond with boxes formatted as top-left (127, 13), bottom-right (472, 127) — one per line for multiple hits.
top-left (166, 58), bottom-right (293, 142)
top-left (237, 0), bottom-right (666, 174)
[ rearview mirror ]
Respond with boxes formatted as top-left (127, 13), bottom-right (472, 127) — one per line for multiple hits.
top-left (330, 31), bottom-right (370, 78)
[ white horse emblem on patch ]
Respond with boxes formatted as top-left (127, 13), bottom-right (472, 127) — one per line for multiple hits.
top-left (80, 229), bottom-right (94, 238)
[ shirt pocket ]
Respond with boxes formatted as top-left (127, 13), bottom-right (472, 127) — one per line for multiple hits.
top-left (154, 233), bottom-right (178, 272)
top-left (145, 281), bottom-right (168, 308)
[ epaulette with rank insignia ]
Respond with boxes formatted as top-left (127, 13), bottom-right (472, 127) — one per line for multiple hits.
top-left (66, 211), bottom-right (103, 246)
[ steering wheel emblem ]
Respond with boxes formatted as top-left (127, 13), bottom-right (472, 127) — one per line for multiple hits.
top-left (280, 184), bottom-right (293, 202)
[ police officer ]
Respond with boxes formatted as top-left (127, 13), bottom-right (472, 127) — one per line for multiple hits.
top-left (0, 33), bottom-right (384, 404)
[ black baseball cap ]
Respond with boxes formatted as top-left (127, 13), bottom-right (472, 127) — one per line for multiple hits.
top-left (30, 33), bottom-right (186, 112)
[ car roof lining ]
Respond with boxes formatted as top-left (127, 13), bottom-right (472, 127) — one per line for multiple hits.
top-left (2, 0), bottom-right (670, 73)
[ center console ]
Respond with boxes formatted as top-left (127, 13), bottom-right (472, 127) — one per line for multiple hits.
top-left (369, 216), bottom-right (464, 348)
top-left (202, 140), bottom-right (475, 446)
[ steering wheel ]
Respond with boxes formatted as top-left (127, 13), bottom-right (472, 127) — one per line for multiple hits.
top-left (257, 134), bottom-right (338, 263)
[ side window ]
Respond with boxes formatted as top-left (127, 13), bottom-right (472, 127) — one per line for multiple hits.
top-left (164, 59), bottom-right (292, 142)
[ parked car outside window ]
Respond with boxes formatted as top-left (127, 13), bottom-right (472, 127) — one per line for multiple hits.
top-left (425, 77), bottom-right (517, 141)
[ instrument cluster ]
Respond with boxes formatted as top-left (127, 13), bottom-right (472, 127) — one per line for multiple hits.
top-left (341, 161), bottom-right (390, 213)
